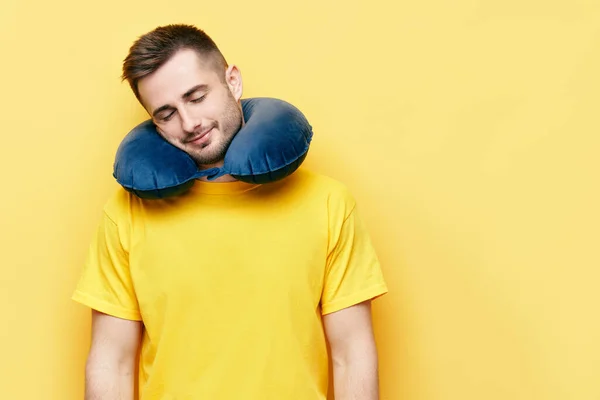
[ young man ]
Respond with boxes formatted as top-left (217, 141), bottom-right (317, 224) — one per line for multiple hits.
top-left (72, 24), bottom-right (388, 400)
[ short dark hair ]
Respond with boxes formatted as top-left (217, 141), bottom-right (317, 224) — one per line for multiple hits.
top-left (121, 24), bottom-right (228, 102)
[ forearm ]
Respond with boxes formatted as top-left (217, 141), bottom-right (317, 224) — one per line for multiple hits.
top-left (332, 358), bottom-right (379, 400)
top-left (85, 363), bottom-right (135, 400)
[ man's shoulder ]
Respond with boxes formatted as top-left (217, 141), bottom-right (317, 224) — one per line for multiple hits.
top-left (290, 168), bottom-right (352, 195)
top-left (100, 185), bottom-right (139, 223)
top-left (288, 168), bottom-right (357, 214)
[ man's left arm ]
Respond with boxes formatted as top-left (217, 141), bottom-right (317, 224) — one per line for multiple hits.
top-left (323, 300), bottom-right (379, 400)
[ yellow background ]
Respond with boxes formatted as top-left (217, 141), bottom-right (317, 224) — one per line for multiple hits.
top-left (1, 0), bottom-right (599, 399)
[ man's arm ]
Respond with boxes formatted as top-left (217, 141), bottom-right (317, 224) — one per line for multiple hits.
top-left (85, 310), bottom-right (143, 400)
top-left (323, 300), bottom-right (380, 400)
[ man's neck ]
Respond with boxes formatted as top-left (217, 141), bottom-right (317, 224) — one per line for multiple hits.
top-left (197, 174), bottom-right (237, 183)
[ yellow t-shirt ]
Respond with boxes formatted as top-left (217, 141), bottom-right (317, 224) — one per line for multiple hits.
top-left (72, 168), bottom-right (387, 400)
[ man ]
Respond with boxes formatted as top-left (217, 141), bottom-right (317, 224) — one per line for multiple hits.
top-left (72, 24), bottom-right (388, 400)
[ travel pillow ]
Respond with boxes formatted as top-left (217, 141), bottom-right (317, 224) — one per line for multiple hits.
top-left (113, 97), bottom-right (313, 199)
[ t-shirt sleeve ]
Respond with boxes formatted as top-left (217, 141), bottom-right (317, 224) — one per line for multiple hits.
top-left (71, 210), bottom-right (142, 321)
top-left (321, 203), bottom-right (388, 315)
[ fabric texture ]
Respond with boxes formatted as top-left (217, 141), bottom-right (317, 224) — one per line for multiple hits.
top-left (72, 168), bottom-right (387, 400)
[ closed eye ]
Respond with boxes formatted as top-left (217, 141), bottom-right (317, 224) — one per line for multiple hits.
top-left (190, 94), bottom-right (206, 103)
top-left (160, 111), bottom-right (176, 122)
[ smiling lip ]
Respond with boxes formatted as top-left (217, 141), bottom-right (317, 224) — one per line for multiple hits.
top-left (187, 127), bottom-right (214, 145)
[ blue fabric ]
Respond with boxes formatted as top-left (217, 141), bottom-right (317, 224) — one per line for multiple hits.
top-left (113, 97), bottom-right (313, 199)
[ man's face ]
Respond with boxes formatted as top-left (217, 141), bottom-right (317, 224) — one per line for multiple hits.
top-left (138, 49), bottom-right (243, 168)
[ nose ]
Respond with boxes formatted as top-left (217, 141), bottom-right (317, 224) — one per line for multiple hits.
top-left (179, 106), bottom-right (201, 134)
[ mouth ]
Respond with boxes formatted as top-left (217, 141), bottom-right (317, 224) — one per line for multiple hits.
top-left (186, 127), bottom-right (214, 145)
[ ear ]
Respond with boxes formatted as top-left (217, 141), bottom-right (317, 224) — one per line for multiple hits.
top-left (225, 65), bottom-right (243, 101)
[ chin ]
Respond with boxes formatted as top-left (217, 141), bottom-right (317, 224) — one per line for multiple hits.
top-left (191, 147), bottom-right (227, 167)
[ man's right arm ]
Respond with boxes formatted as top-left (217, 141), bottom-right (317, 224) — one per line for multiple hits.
top-left (85, 310), bottom-right (143, 400)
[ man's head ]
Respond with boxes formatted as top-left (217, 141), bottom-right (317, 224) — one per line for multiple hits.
top-left (122, 24), bottom-right (243, 168)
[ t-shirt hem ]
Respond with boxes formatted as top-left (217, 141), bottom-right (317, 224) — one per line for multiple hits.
top-left (321, 283), bottom-right (388, 315)
top-left (72, 290), bottom-right (143, 321)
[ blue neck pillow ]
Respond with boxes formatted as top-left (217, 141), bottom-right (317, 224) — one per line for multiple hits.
top-left (113, 97), bottom-right (313, 199)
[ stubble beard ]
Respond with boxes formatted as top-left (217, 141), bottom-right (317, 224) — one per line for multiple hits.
top-left (188, 95), bottom-right (243, 167)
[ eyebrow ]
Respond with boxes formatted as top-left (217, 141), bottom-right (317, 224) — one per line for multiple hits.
top-left (151, 84), bottom-right (209, 118)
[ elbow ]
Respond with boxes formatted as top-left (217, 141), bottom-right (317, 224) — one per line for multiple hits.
top-left (85, 346), bottom-right (137, 377)
top-left (331, 342), bottom-right (379, 369)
